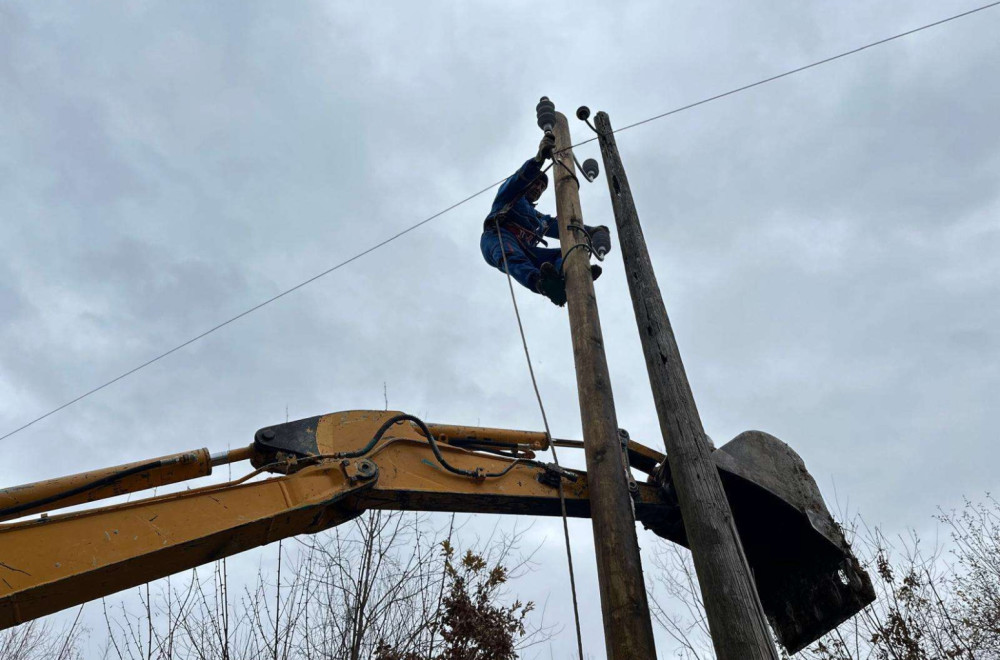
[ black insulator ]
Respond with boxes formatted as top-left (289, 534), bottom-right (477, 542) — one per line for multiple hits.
top-left (581, 158), bottom-right (600, 182)
top-left (576, 106), bottom-right (591, 121)
top-left (536, 96), bottom-right (556, 132)
top-left (590, 226), bottom-right (612, 260)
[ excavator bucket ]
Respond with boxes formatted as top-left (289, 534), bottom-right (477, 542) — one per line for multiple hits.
top-left (641, 431), bottom-right (875, 654)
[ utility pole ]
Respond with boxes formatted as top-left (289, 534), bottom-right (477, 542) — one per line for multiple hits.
top-left (593, 110), bottom-right (779, 659)
top-left (548, 106), bottom-right (658, 659)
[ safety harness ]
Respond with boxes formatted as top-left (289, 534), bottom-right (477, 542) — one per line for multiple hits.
top-left (482, 164), bottom-right (554, 250)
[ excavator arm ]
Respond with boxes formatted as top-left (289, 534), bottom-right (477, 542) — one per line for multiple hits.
top-left (0, 410), bottom-right (677, 631)
top-left (0, 409), bottom-right (873, 654)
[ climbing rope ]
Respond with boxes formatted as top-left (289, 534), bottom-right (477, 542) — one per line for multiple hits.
top-left (493, 220), bottom-right (586, 660)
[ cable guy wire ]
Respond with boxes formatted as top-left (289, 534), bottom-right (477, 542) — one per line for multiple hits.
top-left (3, 1), bottom-right (997, 442)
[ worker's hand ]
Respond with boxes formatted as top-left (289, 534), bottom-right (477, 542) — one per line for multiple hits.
top-left (535, 132), bottom-right (555, 162)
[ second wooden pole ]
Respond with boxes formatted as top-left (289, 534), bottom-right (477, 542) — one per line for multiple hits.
top-left (593, 110), bottom-right (779, 659)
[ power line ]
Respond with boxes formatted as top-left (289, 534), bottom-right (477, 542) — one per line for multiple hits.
top-left (569, 0), bottom-right (1000, 148)
top-left (0, 179), bottom-right (507, 442)
top-left (3, 1), bottom-right (997, 442)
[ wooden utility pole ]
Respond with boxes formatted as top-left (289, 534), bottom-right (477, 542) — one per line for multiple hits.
top-left (550, 110), bottom-right (658, 659)
top-left (593, 111), bottom-right (779, 659)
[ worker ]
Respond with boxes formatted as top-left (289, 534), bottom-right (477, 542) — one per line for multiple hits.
top-left (480, 133), bottom-right (610, 307)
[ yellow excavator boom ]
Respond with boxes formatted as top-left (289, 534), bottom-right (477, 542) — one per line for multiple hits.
top-left (0, 410), bottom-right (673, 630)
top-left (0, 408), bottom-right (875, 653)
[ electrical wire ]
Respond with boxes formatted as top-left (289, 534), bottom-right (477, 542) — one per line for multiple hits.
top-left (0, 178), bottom-right (507, 443)
top-left (566, 1), bottom-right (1000, 149)
top-left (2, 1), bottom-right (997, 443)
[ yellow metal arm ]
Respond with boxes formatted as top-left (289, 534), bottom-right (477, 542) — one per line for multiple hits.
top-left (0, 458), bottom-right (367, 629)
top-left (0, 409), bottom-right (880, 653)
top-left (0, 410), bottom-right (675, 630)
top-left (0, 445), bottom-right (255, 524)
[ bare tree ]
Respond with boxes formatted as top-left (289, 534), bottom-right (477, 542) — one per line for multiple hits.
top-left (940, 495), bottom-right (1000, 658)
top-left (290, 511), bottom-right (453, 659)
top-left (0, 608), bottom-right (84, 660)
top-left (647, 497), bottom-right (1000, 659)
top-left (80, 510), bottom-right (549, 659)
top-left (647, 542), bottom-right (714, 660)
top-left (291, 512), bottom-right (551, 659)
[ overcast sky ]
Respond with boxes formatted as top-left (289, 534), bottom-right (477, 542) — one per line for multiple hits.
top-left (1, 2), bottom-right (998, 657)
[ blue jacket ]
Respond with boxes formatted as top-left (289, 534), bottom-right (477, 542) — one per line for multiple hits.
top-left (483, 158), bottom-right (559, 244)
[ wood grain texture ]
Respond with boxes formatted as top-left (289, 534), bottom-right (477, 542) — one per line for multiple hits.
top-left (594, 111), bottom-right (779, 660)
top-left (550, 111), bottom-right (658, 659)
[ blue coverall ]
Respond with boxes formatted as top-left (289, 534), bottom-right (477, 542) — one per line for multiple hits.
top-left (480, 158), bottom-right (562, 292)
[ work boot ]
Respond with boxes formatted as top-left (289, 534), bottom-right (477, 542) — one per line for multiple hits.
top-left (536, 262), bottom-right (567, 307)
top-left (588, 225), bottom-right (612, 260)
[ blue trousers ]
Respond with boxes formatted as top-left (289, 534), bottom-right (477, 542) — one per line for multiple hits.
top-left (481, 230), bottom-right (563, 293)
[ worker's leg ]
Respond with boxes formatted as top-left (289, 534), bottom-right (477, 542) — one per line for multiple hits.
top-left (529, 244), bottom-right (604, 282)
top-left (526, 245), bottom-right (563, 273)
top-left (480, 231), bottom-right (541, 291)
top-left (524, 244), bottom-right (568, 306)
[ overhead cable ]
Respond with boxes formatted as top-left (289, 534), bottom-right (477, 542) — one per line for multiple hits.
top-left (3, 1), bottom-right (996, 442)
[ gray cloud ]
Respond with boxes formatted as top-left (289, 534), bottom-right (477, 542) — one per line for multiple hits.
top-left (1, 1), bottom-right (997, 656)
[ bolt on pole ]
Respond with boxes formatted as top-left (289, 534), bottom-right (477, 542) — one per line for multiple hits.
top-left (593, 110), bottom-right (779, 660)
top-left (549, 107), bottom-right (658, 660)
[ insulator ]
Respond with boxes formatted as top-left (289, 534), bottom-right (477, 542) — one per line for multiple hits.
top-left (536, 96), bottom-right (556, 133)
top-left (590, 226), bottom-right (612, 260)
top-left (581, 158), bottom-right (600, 182)
top-left (576, 106), bottom-right (591, 121)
